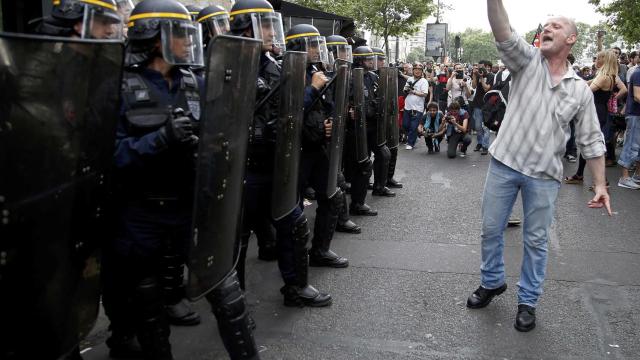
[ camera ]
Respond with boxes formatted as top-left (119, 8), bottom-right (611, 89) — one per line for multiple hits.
top-left (404, 81), bottom-right (416, 94)
top-left (478, 67), bottom-right (487, 76)
top-left (455, 70), bottom-right (464, 79)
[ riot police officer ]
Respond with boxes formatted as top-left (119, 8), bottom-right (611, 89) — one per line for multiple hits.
top-left (348, 46), bottom-right (379, 216)
top-left (285, 24), bottom-right (349, 267)
top-left (365, 47), bottom-right (395, 197)
top-left (185, 4), bottom-right (202, 21)
top-left (104, 1), bottom-right (258, 359)
top-left (325, 34), bottom-right (362, 233)
top-left (229, 0), bottom-right (332, 307)
top-left (35, 0), bottom-right (124, 38)
top-left (371, 47), bottom-right (403, 189)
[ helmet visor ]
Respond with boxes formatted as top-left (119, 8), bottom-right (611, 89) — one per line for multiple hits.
top-left (251, 12), bottom-right (286, 54)
top-left (203, 14), bottom-right (231, 37)
top-left (160, 21), bottom-right (204, 66)
top-left (355, 54), bottom-right (377, 71)
top-left (115, 0), bottom-right (135, 37)
top-left (330, 44), bottom-right (352, 63)
top-left (81, 6), bottom-right (124, 40)
top-left (296, 35), bottom-right (328, 64)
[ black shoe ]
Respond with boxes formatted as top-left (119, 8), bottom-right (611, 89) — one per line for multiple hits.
top-left (514, 304), bottom-right (536, 332)
top-left (165, 299), bottom-right (201, 326)
top-left (336, 220), bottom-right (361, 234)
top-left (309, 248), bottom-right (349, 268)
top-left (466, 284), bottom-right (507, 309)
top-left (481, 147), bottom-right (488, 155)
top-left (106, 333), bottom-right (143, 359)
top-left (474, 144), bottom-right (482, 152)
top-left (372, 187), bottom-right (396, 197)
top-left (349, 203), bottom-right (378, 216)
top-left (386, 178), bottom-right (403, 188)
top-left (507, 217), bottom-right (521, 227)
top-left (281, 285), bottom-right (332, 307)
top-left (304, 186), bottom-right (316, 200)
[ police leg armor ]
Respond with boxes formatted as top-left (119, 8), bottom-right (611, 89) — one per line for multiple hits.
top-left (135, 277), bottom-right (173, 360)
top-left (255, 217), bottom-right (278, 261)
top-left (205, 271), bottom-right (260, 360)
top-left (280, 214), bottom-right (333, 307)
top-left (336, 172), bottom-right (361, 234)
top-left (161, 246), bottom-right (201, 326)
top-left (371, 145), bottom-right (395, 197)
top-left (309, 190), bottom-right (349, 268)
top-left (386, 147), bottom-right (403, 188)
top-left (349, 158), bottom-right (378, 216)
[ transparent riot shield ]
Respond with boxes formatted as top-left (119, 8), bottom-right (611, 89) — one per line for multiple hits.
top-left (376, 67), bottom-right (390, 147)
top-left (188, 35), bottom-right (262, 300)
top-left (386, 68), bottom-right (400, 149)
top-left (352, 67), bottom-right (369, 163)
top-left (325, 64), bottom-right (349, 199)
top-left (271, 51), bottom-right (307, 220)
top-left (0, 33), bottom-right (123, 359)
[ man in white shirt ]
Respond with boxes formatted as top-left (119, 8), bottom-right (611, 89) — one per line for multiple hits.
top-left (402, 63), bottom-right (431, 149)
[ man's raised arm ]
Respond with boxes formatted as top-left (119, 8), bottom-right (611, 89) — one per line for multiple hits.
top-left (487, 0), bottom-right (512, 42)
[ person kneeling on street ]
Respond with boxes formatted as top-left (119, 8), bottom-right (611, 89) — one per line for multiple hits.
top-left (418, 102), bottom-right (446, 154)
top-left (444, 102), bottom-right (471, 158)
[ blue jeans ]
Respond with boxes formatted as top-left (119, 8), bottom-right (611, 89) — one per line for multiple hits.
top-left (472, 107), bottom-right (485, 146)
top-left (618, 115), bottom-right (640, 169)
top-left (480, 158), bottom-right (560, 307)
top-left (481, 125), bottom-right (491, 149)
top-left (402, 109), bottom-right (422, 147)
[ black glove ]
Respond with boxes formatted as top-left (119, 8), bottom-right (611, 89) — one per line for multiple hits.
top-left (159, 116), bottom-right (194, 145)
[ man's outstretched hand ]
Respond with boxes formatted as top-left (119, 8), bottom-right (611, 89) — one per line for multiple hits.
top-left (588, 185), bottom-right (612, 216)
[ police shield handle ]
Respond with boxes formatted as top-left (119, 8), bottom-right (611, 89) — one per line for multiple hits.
top-left (324, 117), bottom-right (333, 138)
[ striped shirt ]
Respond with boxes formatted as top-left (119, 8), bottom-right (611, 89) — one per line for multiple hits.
top-left (489, 30), bottom-right (606, 182)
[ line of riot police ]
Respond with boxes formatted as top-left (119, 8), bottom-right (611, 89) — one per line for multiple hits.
top-left (0, 0), bottom-right (401, 359)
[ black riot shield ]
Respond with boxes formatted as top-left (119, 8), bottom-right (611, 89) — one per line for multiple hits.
top-left (376, 67), bottom-right (390, 147)
top-left (352, 68), bottom-right (369, 163)
top-left (386, 68), bottom-right (400, 149)
top-left (325, 64), bottom-right (350, 198)
top-left (271, 51), bottom-right (307, 220)
top-left (188, 35), bottom-right (261, 300)
top-left (0, 33), bottom-right (123, 359)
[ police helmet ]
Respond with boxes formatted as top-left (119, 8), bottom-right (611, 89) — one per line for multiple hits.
top-left (326, 34), bottom-right (352, 64)
top-left (185, 5), bottom-right (202, 21)
top-left (371, 47), bottom-right (386, 67)
top-left (229, 0), bottom-right (286, 53)
top-left (50, 0), bottom-right (124, 39)
top-left (285, 24), bottom-right (329, 64)
top-left (197, 5), bottom-right (230, 40)
top-left (126, 0), bottom-right (204, 66)
top-left (353, 45), bottom-right (377, 71)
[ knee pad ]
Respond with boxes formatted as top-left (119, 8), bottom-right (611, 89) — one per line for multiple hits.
top-left (293, 214), bottom-right (310, 243)
top-left (208, 272), bottom-right (245, 319)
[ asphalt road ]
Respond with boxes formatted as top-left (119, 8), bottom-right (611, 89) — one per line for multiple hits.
top-left (83, 135), bottom-right (640, 360)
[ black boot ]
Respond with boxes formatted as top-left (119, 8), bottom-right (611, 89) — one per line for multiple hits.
top-left (280, 284), bottom-right (332, 307)
top-left (349, 202), bottom-right (378, 216)
top-left (135, 277), bottom-right (174, 360)
top-left (336, 219), bottom-right (361, 234)
top-left (386, 147), bottom-right (402, 188)
top-left (206, 271), bottom-right (260, 359)
top-left (372, 186), bottom-right (396, 197)
top-left (161, 251), bottom-right (201, 326)
top-left (106, 331), bottom-right (143, 359)
top-left (309, 191), bottom-right (348, 268)
top-left (514, 304), bottom-right (536, 332)
top-left (289, 215), bottom-right (333, 307)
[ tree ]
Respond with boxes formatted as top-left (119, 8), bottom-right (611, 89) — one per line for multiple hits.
top-left (589, 0), bottom-right (640, 45)
top-left (293, 0), bottom-right (436, 59)
top-left (406, 47), bottom-right (427, 63)
top-left (447, 29), bottom-right (499, 64)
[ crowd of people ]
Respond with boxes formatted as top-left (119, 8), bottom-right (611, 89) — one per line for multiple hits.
top-left (389, 45), bottom-right (639, 190)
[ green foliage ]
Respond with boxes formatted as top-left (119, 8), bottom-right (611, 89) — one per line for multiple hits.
top-left (447, 29), bottom-right (499, 64)
top-left (292, 0), bottom-right (436, 57)
top-left (406, 47), bottom-right (427, 63)
top-left (589, 0), bottom-right (640, 45)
